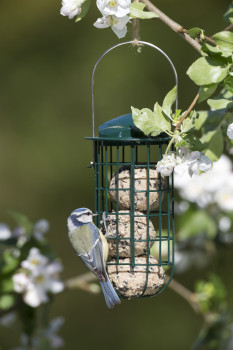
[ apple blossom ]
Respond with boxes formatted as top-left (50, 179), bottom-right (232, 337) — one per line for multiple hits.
top-left (94, 15), bottom-right (130, 38)
top-left (227, 123), bottom-right (233, 140)
top-left (96, 0), bottom-right (131, 17)
top-left (156, 152), bottom-right (177, 177)
top-left (219, 216), bottom-right (231, 232)
top-left (60, 0), bottom-right (85, 19)
top-left (13, 248), bottom-right (64, 308)
top-left (174, 155), bottom-right (233, 211)
top-left (0, 224), bottom-right (11, 240)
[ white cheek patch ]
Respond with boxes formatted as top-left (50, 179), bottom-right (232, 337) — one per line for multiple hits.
top-left (78, 214), bottom-right (93, 224)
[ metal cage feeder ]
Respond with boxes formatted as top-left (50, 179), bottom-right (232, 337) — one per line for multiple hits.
top-left (86, 41), bottom-right (177, 299)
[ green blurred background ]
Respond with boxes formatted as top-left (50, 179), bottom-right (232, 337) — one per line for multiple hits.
top-left (0, 0), bottom-right (233, 348)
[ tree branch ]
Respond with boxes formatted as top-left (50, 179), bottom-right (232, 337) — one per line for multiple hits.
top-left (166, 276), bottom-right (201, 313)
top-left (65, 273), bottom-right (201, 316)
top-left (175, 92), bottom-right (199, 130)
top-left (65, 272), bottom-right (100, 294)
top-left (140, 0), bottom-right (202, 54)
top-left (224, 23), bottom-right (233, 32)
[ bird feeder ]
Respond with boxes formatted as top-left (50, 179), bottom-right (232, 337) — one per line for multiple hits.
top-left (86, 41), bottom-right (177, 299)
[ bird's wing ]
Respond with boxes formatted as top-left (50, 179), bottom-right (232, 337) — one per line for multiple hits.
top-left (70, 224), bottom-right (107, 282)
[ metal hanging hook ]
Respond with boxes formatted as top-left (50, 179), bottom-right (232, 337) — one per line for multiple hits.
top-left (91, 40), bottom-right (178, 138)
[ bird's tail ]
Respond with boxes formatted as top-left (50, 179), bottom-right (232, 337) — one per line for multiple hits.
top-left (100, 275), bottom-right (121, 309)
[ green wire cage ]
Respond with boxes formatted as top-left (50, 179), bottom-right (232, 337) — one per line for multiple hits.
top-left (87, 41), bottom-right (177, 299)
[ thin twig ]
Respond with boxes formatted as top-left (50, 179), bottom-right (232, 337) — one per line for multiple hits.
top-left (166, 276), bottom-right (200, 313)
top-left (140, 0), bottom-right (202, 54)
top-left (203, 36), bottom-right (216, 46)
top-left (175, 92), bottom-right (199, 131)
top-left (133, 18), bottom-right (140, 46)
top-left (65, 272), bottom-right (100, 294)
top-left (224, 23), bottom-right (233, 32)
top-left (133, 0), bottom-right (140, 45)
top-left (178, 28), bottom-right (216, 46)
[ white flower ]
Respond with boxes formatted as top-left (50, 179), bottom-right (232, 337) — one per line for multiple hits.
top-left (219, 216), bottom-right (231, 232)
top-left (97, 0), bottom-right (131, 17)
top-left (156, 153), bottom-right (177, 177)
top-left (21, 248), bottom-right (48, 272)
top-left (45, 317), bottom-right (65, 349)
top-left (13, 248), bottom-right (64, 308)
top-left (33, 219), bottom-right (49, 241)
top-left (215, 181), bottom-right (233, 212)
top-left (13, 273), bottom-right (30, 293)
top-left (189, 153), bottom-right (212, 176)
top-left (174, 149), bottom-right (212, 177)
top-left (94, 15), bottom-right (130, 38)
top-left (175, 155), bottom-right (233, 212)
top-left (0, 224), bottom-right (11, 240)
top-left (60, 0), bottom-right (85, 19)
top-left (174, 161), bottom-right (189, 176)
top-left (227, 123), bottom-right (233, 140)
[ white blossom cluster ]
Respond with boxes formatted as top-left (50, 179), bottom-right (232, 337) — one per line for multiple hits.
top-left (0, 219), bottom-right (49, 242)
top-left (227, 123), bottom-right (233, 140)
top-left (156, 148), bottom-right (212, 178)
top-left (175, 155), bottom-right (233, 212)
top-left (12, 318), bottom-right (64, 350)
top-left (60, 0), bottom-right (131, 38)
top-left (94, 0), bottom-right (131, 38)
top-left (60, 0), bottom-right (85, 19)
top-left (13, 248), bottom-right (64, 308)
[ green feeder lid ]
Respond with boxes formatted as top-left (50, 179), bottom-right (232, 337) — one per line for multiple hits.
top-left (98, 113), bottom-right (145, 139)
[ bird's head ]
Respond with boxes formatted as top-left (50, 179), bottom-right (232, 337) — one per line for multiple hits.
top-left (67, 208), bottom-right (97, 231)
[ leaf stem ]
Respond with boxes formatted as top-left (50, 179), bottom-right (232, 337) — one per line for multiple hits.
top-left (140, 0), bottom-right (202, 54)
top-left (175, 92), bottom-right (199, 131)
top-left (165, 136), bottom-right (175, 155)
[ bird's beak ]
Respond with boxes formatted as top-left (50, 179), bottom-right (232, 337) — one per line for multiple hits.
top-left (92, 213), bottom-right (99, 217)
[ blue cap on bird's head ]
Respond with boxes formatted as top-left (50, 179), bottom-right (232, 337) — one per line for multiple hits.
top-left (71, 208), bottom-right (90, 216)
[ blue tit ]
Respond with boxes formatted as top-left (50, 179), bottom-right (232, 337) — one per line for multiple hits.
top-left (67, 208), bottom-right (121, 309)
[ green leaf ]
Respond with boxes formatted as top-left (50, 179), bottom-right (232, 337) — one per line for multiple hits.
top-left (154, 102), bottom-right (171, 131)
top-left (201, 43), bottom-right (232, 58)
top-left (130, 2), bottom-right (159, 19)
top-left (224, 74), bottom-right (233, 93)
top-left (198, 84), bottom-right (218, 103)
top-left (202, 127), bottom-right (224, 162)
top-left (187, 57), bottom-right (230, 86)
top-left (131, 107), bottom-right (162, 137)
top-left (200, 112), bottom-right (226, 161)
top-left (187, 27), bottom-right (203, 39)
top-left (214, 86), bottom-right (233, 100)
top-left (131, 103), bottom-right (171, 137)
top-left (224, 2), bottom-right (233, 23)
top-left (176, 134), bottom-right (205, 151)
top-left (207, 98), bottom-right (233, 110)
top-left (179, 210), bottom-right (217, 240)
top-left (202, 43), bottom-right (223, 57)
top-left (0, 251), bottom-right (19, 275)
top-left (0, 294), bottom-right (16, 310)
top-left (9, 211), bottom-right (33, 235)
top-left (75, 0), bottom-right (91, 22)
top-left (161, 85), bottom-right (177, 119)
top-left (195, 111), bottom-right (209, 130)
top-left (0, 276), bottom-right (14, 293)
top-left (181, 111), bottom-right (197, 133)
top-left (213, 31), bottom-right (233, 53)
